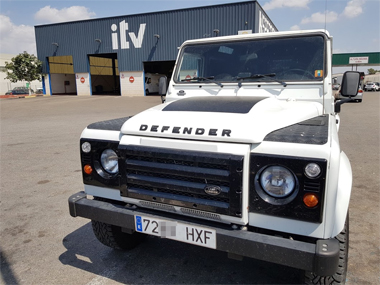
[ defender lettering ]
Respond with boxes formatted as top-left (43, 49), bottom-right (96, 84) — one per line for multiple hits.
top-left (139, 124), bottom-right (231, 136)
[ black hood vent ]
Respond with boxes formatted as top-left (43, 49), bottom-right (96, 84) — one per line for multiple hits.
top-left (163, 96), bottom-right (267, 114)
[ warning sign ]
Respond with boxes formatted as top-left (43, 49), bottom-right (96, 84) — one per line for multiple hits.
top-left (129, 76), bottom-right (135, 83)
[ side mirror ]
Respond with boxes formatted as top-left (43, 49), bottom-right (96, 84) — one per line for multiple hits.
top-left (158, 76), bottom-right (167, 95)
top-left (334, 71), bottom-right (360, 113)
top-left (340, 71), bottom-right (360, 97)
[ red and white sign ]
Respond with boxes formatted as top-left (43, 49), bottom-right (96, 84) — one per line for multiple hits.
top-left (349, 57), bottom-right (369, 64)
top-left (185, 75), bottom-right (191, 80)
top-left (80, 77), bottom-right (85, 84)
top-left (129, 76), bottom-right (135, 83)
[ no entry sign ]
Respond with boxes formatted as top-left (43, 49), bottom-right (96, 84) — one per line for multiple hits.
top-left (129, 76), bottom-right (134, 83)
top-left (80, 77), bottom-right (85, 83)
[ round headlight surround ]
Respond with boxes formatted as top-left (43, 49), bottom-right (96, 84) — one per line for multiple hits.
top-left (254, 165), bottom-right (299, 205)
top-left (100, 149), bottom-right (119, 174)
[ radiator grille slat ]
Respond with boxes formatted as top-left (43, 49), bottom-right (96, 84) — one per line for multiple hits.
top-left (127, 159), bottom-right (230, 181)
top-left (127, 174), bottom-right (230, 198)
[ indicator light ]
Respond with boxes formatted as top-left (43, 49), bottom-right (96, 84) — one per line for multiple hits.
top-left (303, 193), bottom-right (319, 208)
top-left (84, 164), bottom-right (93, 175)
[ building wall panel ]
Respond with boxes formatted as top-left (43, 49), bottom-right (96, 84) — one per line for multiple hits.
top-left (35, 1), bottom-right (276, 75)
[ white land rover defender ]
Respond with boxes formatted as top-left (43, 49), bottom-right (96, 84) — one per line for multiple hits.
top-left (69, 30), bottom-right (360, 283)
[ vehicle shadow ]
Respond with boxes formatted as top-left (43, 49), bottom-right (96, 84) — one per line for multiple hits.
top-left (1, 247), bottom-right (20, 285)
top-left (59, 223), bottom-right (303, 284)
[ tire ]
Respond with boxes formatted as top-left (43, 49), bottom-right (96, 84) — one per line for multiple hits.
top-left (304, 212), bottom-right (349, 284)
top-left (145, 89), bottom-right (149, 95)
top-left (91, 220), bottom-right (145, 250)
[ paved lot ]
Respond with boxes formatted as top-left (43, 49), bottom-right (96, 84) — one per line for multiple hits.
top-left (0, 94), bottom-right (379, 284)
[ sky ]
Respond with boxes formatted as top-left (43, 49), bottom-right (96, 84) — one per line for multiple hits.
top-left (0, 0), bottom-right (379, 73)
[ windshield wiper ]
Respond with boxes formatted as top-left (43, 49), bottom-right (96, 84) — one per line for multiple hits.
top-left (237, 73), bottom-right (287, 87)
top-left (181, 76), bottom-right (223, 87)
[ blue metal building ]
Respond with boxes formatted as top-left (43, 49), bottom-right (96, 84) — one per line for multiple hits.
top-left (34, 1), bottom-right (276, 96)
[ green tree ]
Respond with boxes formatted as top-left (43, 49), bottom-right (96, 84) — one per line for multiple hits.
top-left (367, 68), bottom-right (380, 75)
top-left (4, 51), bottom-right (42, 94)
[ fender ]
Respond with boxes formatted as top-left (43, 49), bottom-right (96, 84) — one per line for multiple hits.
top-left (331, 151), bottom-right (352, 237)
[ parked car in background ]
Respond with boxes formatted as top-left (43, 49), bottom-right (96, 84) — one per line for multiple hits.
top-left (332, 83), bottom-right (340, 90)
top-left (35, 88), bottom-right (43, 94)
top-left (364, 82), bottom-right (379, 92)
top-left (5, 88), bottom-right (33, 95)
top-left (145, 73), bottom-right (165, 95)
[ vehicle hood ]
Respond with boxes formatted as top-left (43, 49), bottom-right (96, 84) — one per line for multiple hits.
top-left (121, 96), bottom-right (323, 143)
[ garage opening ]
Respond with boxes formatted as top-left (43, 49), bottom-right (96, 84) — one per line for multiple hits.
top-left (48, 55), bottom-right (76, 95)
top-left (143, 60), bottom-right (175, 95)
top-left (89, 53), bottom-right (120, 95)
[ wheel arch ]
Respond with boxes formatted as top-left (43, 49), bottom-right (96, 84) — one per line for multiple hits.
top-left (331, 151), bottom-right (352, 237)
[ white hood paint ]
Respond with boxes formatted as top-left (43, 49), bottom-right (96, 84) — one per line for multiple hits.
top-left (121, 97), bottom-right (323, 143)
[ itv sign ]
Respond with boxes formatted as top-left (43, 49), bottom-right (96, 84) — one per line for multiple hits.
top-left (111, 21), bottom-right (146, 50)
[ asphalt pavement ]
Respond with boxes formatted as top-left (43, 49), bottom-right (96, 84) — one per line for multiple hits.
top-left (0, 94), bottom-right (379, 284)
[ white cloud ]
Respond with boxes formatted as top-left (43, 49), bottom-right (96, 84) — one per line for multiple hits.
top-left (290, 25), bottom-right (301, 31)
top-left (342, 0), bottom-right (365, 18)
top-left (34, 6), bottom-right (96, 24)
top-left (0, 15), bottom-right (36, 55)
top-left (301, 11), bottom-right (338, 24)
top-left (263, 0), bottom-right (311, 11)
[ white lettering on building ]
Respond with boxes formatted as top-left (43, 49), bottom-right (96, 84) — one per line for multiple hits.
top-left (111, 21), bottom-right (146, 50)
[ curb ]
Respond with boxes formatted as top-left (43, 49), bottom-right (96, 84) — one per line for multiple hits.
top-left (0, 94), bottom-right (48, 99)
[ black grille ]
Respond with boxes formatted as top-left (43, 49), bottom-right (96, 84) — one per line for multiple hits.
top-left (304, 181), bottom-right (321, 192)
top-left (119, 145), bottom-right (244, 217)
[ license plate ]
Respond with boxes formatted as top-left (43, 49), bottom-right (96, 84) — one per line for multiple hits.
top-left (135, 215), bottom-right (216, 249)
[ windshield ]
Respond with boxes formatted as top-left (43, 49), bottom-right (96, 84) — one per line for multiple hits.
top-left (174, 35), bottom-right (325, 83)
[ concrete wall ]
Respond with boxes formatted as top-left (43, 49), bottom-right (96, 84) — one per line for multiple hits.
top-left (120, 71), bottom-right (144, 96)
top-left (76, 73), bottom-right (91, 96)
top-left (364, 73), bottom-right (380, 83)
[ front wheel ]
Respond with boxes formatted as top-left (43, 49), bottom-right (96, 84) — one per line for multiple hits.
top-left (304, 212), bottom-right (349, 284)
top-left (91, 220), bottom-right (145, 250)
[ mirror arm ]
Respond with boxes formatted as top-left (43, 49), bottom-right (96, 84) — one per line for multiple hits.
top-left (334, 97), bottom-right (352, 113)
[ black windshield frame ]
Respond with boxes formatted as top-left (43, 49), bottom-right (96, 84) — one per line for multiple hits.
top-left (174, 34), bottom-right (327, 84)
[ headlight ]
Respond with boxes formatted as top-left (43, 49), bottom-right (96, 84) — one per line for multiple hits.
top-left (100, 149), bottom-right (119, 174)
top-left (304, 163), bottom-right (321, 178)
top-left (81, 142), bottom-right (91, 153)
top-left (260, 166), bottom-right (295, 197)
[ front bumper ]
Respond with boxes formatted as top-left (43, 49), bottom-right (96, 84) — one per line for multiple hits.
top-left (69, 191), bottom-right (339, 276)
